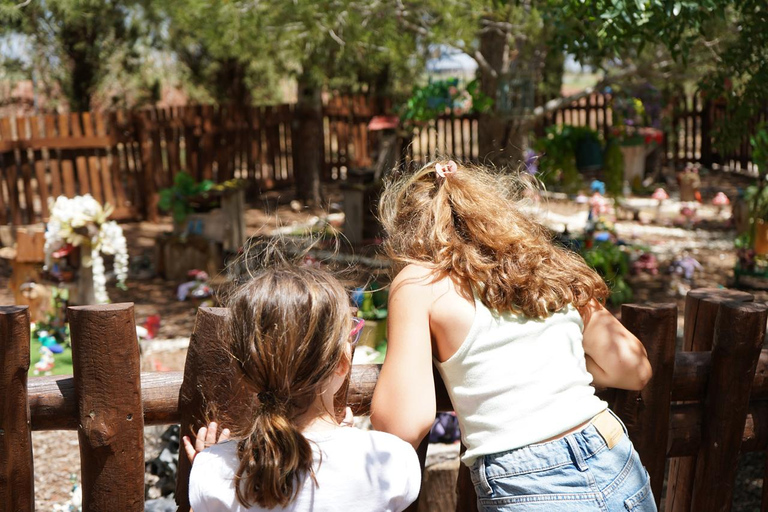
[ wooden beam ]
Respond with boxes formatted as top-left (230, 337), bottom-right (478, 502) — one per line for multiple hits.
top-left (0, 306), bottom-right (33, 512)
top-left (69, 303), bottom-right (144, 512)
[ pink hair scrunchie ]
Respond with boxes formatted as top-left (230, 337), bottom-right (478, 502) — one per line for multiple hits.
top-left (435, 160), bottom-right (458, 178)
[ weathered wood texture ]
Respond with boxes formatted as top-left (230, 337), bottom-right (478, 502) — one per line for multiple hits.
top-left (175, 307), bottom-right (244, 512)
top-left (690, 301), bottom-right (768, 512)
top-left (68, 303), bottom-right (144, 512)
top-left (0, 306), bottom-right (33, 512)
top-left (666, 288), bottom-right (754, 512)
top-left (612, 303), bottom-right (677, 509)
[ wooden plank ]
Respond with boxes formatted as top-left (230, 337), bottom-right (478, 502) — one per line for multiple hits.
top-left (70, 113), bottom-right (83, 137)
top-left (87, 155), bottom-right (103, 204)
top-left (68, 303), bottom-right (144, 512)
top-left (16, 117), bottom-right (36, 224)
top-left (100, 155), bottom-right (115, 208)
top-left (613, 303), bottom-right (677, 509)
top-left (35, 160), bottom-right (50, 219)
top-left (0, 118), bottom-right (22, 225)
top-left (176, 307), bottom-right (241, 512)
top-left (61, 160), bottom-right (76, 198)
top-left (0, 306), bottom-right (34, 512)
top-left (690, 301), bottom-right (768, 511)
top-left (76, 156), bottom-right (90, 196)
top-left (44, 116), bottom-right (63, 200)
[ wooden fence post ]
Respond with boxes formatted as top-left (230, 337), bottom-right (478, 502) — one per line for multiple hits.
top-left (666, 288), bottom-right (753, 512)
top-left (690, 300), bottom-right (768, 511)
top-left (0, 306), bottom-right (33, 512)
top-left (176, 307), bottom-right (243, 512)
top-left (68, 303), bottom-right (144, 512)
top-left (613, 303), bottom-right (677, 509)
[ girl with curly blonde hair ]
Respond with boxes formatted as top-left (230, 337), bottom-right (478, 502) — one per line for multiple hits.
top-left (371, 161), bottom-right (656, 511)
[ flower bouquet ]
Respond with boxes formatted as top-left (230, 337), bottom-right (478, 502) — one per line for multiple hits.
top-left (44, 195), bottom-right (128, 304)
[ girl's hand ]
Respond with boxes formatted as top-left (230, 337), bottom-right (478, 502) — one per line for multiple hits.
top-left (182, 421), bottom-right (231, 464)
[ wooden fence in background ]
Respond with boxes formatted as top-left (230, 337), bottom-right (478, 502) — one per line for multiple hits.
top-left (0, 92), bottom-right (765, 226)
top-left (2, 288), bottom-right (768, 511)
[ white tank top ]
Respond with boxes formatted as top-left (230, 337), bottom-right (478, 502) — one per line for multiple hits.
top-left (435, 293), bottom-right (607, 465)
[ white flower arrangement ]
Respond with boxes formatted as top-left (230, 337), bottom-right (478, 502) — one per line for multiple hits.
top-left (44, 195), bottom-right (129, 304)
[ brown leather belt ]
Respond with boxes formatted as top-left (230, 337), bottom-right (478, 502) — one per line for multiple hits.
top-left (591, 409), bottom-right (625, 449)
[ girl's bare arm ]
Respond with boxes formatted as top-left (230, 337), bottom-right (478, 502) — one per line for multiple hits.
top-left (580, 300), bottom-right (652, 391)
top-left (371, 266), bottom-right (437, 448)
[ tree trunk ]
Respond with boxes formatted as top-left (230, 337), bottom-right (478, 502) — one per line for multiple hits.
top-left (477, 18), bottom-right (527, 167)
top-left (294, 71), bottom-right (323, 206)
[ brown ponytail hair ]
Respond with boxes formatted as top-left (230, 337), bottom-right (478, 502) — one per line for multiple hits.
top-left (379, 161), bottom-right (609, 319)
top-left (226, 266), bottom-right (351, 508)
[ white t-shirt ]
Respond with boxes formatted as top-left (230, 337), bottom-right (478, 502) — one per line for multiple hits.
top-left (189, 427), bottom-right (421, 512)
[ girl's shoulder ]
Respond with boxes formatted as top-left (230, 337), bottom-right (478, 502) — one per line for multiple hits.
top-left (391, 263), bottom-right (454, 300)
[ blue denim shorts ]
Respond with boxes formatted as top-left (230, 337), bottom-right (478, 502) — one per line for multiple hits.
top-left (469, 410), bottom-right (656, 511)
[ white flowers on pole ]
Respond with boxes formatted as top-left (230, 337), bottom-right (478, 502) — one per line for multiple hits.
top-left (44, 195), bottom-right (129, 304)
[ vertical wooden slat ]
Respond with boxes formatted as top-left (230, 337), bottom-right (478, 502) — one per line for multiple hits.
top-left (68, 303), bottom-right (144, 512)
top-left (0, 118), bottom-right (22, 225)
top-left (100, 155), bottom-right (115, 209)
top-left (690, 301), bottom-right (768, 511)
top-left (87, 156), bottom-right (103, 204)
top-left (44, 115), bottom-right (63, 200)
top-left (35, 160), bottom-right (49, 219)
top-left (176, 307), bottom-right (242, 512)
top-left (0, 306), bottom-right (33, 512)
top-left (613, 303), bottom-right (677, 509)
top-left (76, 156), bottom-right (90, 196)
top-left (16, 117), bottom-right (35, 223)
top-left (666, 288), bottom-right (753, 512)
top-left (137, 115), bottom-right (159, 222)
top-left (61, 160), bottom-right (77, 198)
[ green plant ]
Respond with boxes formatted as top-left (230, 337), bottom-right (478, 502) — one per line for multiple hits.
top-left (603, 138), bottom-right (624, 196)
top-left (158, 172), bottom-right (215, 224)
top-left (400, 78), bottom-right (492, 128)
top-left (582, 242), bottom-right (632, 306)
top-left (535, 125), bottom-right (602, 194)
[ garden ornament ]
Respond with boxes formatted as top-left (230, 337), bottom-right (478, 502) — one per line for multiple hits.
top-left (712, 192), bottom-right (730, 216)
top-left (33, 346), bottom-right (56, 375)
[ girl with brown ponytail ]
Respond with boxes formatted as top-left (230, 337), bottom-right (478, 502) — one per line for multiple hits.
top-left (187, 265), bottom-right (421, 511)
top-left (372, 161), bottom-right (657, 511)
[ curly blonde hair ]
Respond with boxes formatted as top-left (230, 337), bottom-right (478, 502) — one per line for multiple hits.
top-left (378, 161), bottom-right (609, 318)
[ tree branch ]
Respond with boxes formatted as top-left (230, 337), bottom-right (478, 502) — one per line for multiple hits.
top-left (525, 65), bottom-right (638, 124)
top-left (473, 50), bottom-right (498, 78)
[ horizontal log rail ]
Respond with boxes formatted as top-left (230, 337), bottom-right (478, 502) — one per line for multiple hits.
top-left (26, 360), bottom-right (768, 457)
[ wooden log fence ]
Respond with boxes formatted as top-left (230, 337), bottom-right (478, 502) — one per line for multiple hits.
top-left (2, 287), bottom-right (768, 511)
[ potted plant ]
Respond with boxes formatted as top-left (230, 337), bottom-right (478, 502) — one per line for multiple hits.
top-left (745, 124), bottom-right (768, 253)
top-left (608, 85), bottom-right (664, 186)
top-left (158, 172), bottom-right (215, 229)
top-left (535, 125), bottom-right (602, 193)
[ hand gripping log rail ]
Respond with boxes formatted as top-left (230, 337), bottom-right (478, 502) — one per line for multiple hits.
top-left (1, 289), bottom-right (768, 512)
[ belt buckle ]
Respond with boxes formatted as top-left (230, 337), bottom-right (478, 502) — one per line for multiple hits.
top-left (592, 410), bottom-right (624, 449)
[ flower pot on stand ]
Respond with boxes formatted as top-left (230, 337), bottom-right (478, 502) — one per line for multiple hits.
top-left (619, 144), bottom-right (648, 187)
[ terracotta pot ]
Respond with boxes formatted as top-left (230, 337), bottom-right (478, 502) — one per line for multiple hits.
top-left (755, 219), bottom-right (768, 255)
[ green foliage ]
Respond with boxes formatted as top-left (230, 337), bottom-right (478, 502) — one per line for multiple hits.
top-left (0, 0), bottom-right (152, 110)
top-left (158, 172), bottom-right (214, 224)
top-left (401, 78), bottom-right (492, 127)
top-left (535, 125), bottom-right (601, 193)
top-left (751, 124), bottom-right (768, 178)
top-left (581, 242), bottom-right (632, 306)
top-left (603, 139), bottom-right (624, 196)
